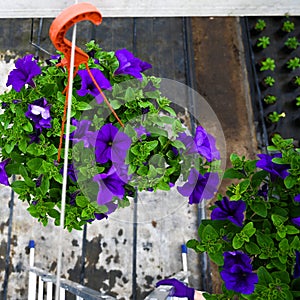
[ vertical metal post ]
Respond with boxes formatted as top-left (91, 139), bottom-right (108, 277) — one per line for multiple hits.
top-left (2, 175), bottom-right (16, 300)
top-left (28, 240), bottom-right (37, 300)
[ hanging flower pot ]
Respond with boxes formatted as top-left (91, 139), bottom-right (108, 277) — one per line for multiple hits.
top-left (0, 41), bottom-right (222, 231)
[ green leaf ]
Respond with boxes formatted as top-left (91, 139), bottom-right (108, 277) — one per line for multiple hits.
top-left (186, 239), bottom-right (199, 250)
top-left (209, 251), bottom-right (224, 266)
top-left (250, 201), bottom-right (267, 217)
top-left (245, 242), bottom-right (261, 255)
top-left (251, 170), bottom-right (268, 188)
top-left (233, 235), bottom-right (244, 249)
top-left (124, 87), bottom-right (135, 101)
top-left (77, 102), bottom-right (92, 110)
top-left (26, 143), bottom-right (44, 156)
top-left (145, 140), bottom-right (158, 152)
top-left (243, 222), bottom-right (256, 237)
top-left (286, 225), bottom-right (300, 235)
top-left (284, 175), bottom-right (297, 189)
top-left (4, 142), bottom-right (15, 154)
top-left (23, 121), bottom-right (33, 132)
top-left (279, 238), bottom-right (289, 252)
top-left (27, 158), bottom-right (44, 171)
top-left (257, 266), bottom-right (273, 285)
top-left (201, 225), bottom-right (219, 241)
top-left (171, 140), bottom-right (186, 150)
top-left (223, 168), bottom-right (245, 179)
top-left (39, 176), bottom-right (50, 196)
top-left (156, 181), bottom-right (170, 191)
top-left (18, 139), bottom-right (27, 153)
top-left (272, 271), bottom-right (290, 284)
top-left (45, 144), bottom-right (58, 156)
top-left (239, 179), bottom-right (250, 193)
top-left (271, 214), bottom-right (288, 226)
top-left (11, 180), bottom-right (28, 194)
top-left (76, 196), bottom-right (89, 208)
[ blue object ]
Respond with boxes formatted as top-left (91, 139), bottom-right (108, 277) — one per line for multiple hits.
top-left (181, 244), bottom-right (187, 254)
top-left (29, 240), bottom-right (35, 249)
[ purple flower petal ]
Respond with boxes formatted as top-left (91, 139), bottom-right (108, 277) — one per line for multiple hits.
top-left (211, 197), bottom-right (246, 227)
top-left (114, 49), bottom-right (152, 81)
top-left (77, 68), bottom-right (112, 100)
top-left (294, 251), bottom-right (300, 279)
top-left (294, 194), bottom-right (300, 202)
top-left (93, 167), bottom-right (126, 205)
top-left (70, 119), bottom-right (97, 148)
top-left (0, 159), bottom-right (10, 186)
top-left (194, 126), bottom-right (220, 162)
top-left (177, 168), bottom-right (219, 204)
top-left (95, 123), bottom-right (131, 164)
top-left (292, 216), bottom-right (300, 227)
top-left (256, 153), bottom-right (289, 180)
top-left (6, 54), bottom-right (41, 92)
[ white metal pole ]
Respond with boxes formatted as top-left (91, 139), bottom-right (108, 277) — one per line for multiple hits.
top-left (28, 240), bottom-right (36, 300)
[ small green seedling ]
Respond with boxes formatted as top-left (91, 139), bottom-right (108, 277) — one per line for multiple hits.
top-left (268, 111), bottom-right (286, 123)
top-left (256, 36), bottom-right (270, 49)
top-left (282, 20), bottom-right (295, 33)
top-left (263, 95), bottom-right (277, 105)
top-left (285, 37), bottom-right (300, 50)
top-left (263, 76), bottom-right (275, 87)
top-left (255, 19), bottom-right (266, 31)
top-left (260, 58), bottom-right (276, 71)
top-left (287, 57), bottom-right (300, 70)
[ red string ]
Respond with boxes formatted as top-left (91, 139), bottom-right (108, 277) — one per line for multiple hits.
top-left (57, 64), bottom-right (124, 162)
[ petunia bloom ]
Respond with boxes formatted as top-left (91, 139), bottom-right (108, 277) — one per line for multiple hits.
top-left (177, 132), bottom-right (198, 155)
top-left (256, 153), bottom-right (289, 181)
top-left (114, 49), bottom-right (152, 81)
top-left (194, 126), bottom-right (220, 162)
top-left (211, 197), bottom-right (246, 227)
top-left (220, 251), bottom-right (258, 294)
top-left (93, 167), bottom-right (126, 205)
top-left (177, 168), bottom-right (219, 204)
top-left (60, 163), bottom-right (78, 182)
top-left (292, 216), bottom-right (300, 227)
top-left (95, 123), bottom-right (131, 164)
top-left (70, 119), bottom-right (97, 148)
top-left (294, 194), bottom-right (300, 202)
top-left (77, 68), bottom-right (112, 104)
top-left (6, 54), bottom-right (41, 92)
top-left (294, 251), bottom-right (300, 279)
top-left (25, 98), bottom-right (52, 131)
top-left (0, 159), bottom-right (10, 186)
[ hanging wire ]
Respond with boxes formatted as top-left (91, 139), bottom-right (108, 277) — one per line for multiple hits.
top-left (55, 15), bottom-right (78, 300)
top-left (131, 17), bottom-right (138, 300)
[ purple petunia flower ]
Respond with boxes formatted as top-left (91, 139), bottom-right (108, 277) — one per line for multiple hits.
top-left (211, 197), bottom-right (246, 227)
top-left (93, 167), bottom-right (126, 205)
top-left (292, 216), bottom-right (300, 227)
top-left (70, 119), bottom-right (97, 148)
top-left (294, 251), bottom-right (300, 279)
top-left (25, 98), bottom-right (52, 131)
top-left (177, 132), bottom-right (198, 155)
top-left (194, 126), bottom-right (220, 162)
top-left (77, 68), bottom-right (112, 104)
top-left (114, 49), bottom-right (152, 81)
top-left (29, 130), bottom-right (42, 144)
top-left (1, 102), bottom-right (8, 109)
top-left (0, 159), bottom-right (10, 186)
top-left (177, 168), bottom-right (219, 204)
top-left (60, 163), bottom-right (78, 182)
top-left (135, 125), bottom-right (150, 138)
top-left (6, 54), bottom-right (41, 92)
top-left (294, 194), bottom-right (300, 202)
top-left (256, 153), bottom-right (289, 181)
top-left (95, 123), bottom-right (131, 164)
top-left (220, 251), bottom-right (258, 294)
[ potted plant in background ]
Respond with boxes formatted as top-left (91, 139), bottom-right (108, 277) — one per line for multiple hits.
top-left (254, 36), bottom-right (270, 51)
top-left (260, 76), bottom-right (275, 90)
top-left (252, 19), bottom-right (267, 35)
top-left (267, 111), bottom-right (286, 124)
top-left (0, 41), bottom-right (222, 231)
top-left (281, 19), bottom-right (295, 34)
top-left (187, 134), bottom-right (300, 299)
top-left (295, 96), bottom-right (300, 107)
top-left (290, 76), bottom-right (300, 89)
top-left (263, 94), bottom-right (277, 105)
top-left (258, 58), bottom-right (276, 72)
top-left (286, 57), bottom-right (300, 71)
top-left (284, 37), bottom-right (300, 52)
